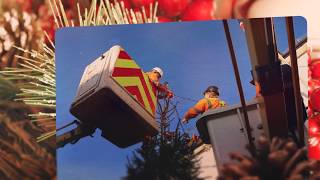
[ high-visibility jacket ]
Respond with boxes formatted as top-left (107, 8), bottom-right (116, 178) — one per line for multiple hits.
top-left (184, 97), bottom-right (226, 121)
top-left (146, 72), bottom-right (160, 85)
top-left (146, 72), bottom-right (173, 99)
top-left (254, 81), bottom-right (261, 97)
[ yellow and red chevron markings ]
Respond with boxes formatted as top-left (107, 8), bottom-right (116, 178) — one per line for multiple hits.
top-left (111, 48), bottom-right (157, 116)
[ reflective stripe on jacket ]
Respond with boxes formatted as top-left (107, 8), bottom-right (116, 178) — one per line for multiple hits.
top-left (184, 98), bottom-right (226, 120)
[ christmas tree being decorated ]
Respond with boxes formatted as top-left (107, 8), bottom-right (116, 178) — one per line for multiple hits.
top-left (124, 97), bottom-right (203, 180)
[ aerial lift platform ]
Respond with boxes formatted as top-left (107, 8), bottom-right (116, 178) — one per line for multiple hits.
top-left (57, 45), bottom-right (159, 148)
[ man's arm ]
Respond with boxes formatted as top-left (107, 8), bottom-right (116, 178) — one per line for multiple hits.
top-left (182, 99), bottom-right (206, 123)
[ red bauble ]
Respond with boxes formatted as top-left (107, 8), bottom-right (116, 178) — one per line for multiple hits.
top-left (158, 16), bottom-right (174, 23)
top-left (309, 116), bottom-right (320, 136)
top-left (309, 136), bottom-right (320, 159)
top-left (111, 0), bottom-right (132, 9)
top-left (181, 0), bottom-right (215, 21)
top-left (131, 0), bottom-right (155, 8)
top-left (133, 8), bottom-right (152, 21)
top-left (309, 79), bottom-right (320, 93)
top-left (158, 0), bottom-right (190, 18)
top-left (311, 60), bottom-right (320, 79)
top-left (16, 0), bottom-right (33, 12)
top-left (310, 88), bottom-right (320, 112)
top-left (40, 16), bottom-right (55, 42)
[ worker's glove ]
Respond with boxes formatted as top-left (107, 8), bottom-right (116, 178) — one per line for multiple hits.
top-left (219, 101), bottom-right (226, 107)
top-left (158, 84), bottom-right (174, 99)
top-left (154, 81), bottom-right (160, 87)
top-left (182, 118), bottom-right (189, 124)
top-left (167, 91), bottom-right (174, 99)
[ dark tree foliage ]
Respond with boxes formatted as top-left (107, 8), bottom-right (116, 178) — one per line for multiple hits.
top-left (124, 88), bottom-right (204, 180)
top-left (124, 132), bottom-right (203, 180)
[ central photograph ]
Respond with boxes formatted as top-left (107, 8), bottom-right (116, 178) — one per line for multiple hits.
top-left (56, 17), bottom-right (307, 180)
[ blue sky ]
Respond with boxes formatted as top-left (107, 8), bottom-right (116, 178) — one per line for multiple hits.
top-left (56, 17), bottom-right (306, 180)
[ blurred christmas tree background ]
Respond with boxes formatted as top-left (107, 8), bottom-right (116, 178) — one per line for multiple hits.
top-left (0, 0), bottom-right (61, 178)
top-left (124, 98), bottom-right (204, 180)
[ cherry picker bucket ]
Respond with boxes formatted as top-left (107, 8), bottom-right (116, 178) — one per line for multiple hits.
top-left (70, 45), bottom-right (159, 148)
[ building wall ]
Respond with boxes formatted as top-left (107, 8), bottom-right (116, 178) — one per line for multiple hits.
top-left (194, 144), bottom-right (218, 179)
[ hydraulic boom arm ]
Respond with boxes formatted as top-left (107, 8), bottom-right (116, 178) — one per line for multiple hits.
top-left (57, 121), bottom-right (96, 148)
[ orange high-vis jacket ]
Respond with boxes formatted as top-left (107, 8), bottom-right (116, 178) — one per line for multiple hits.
top-left (255, 81), bottom-right (262, 97)
top-left (184, 98), bottom-right (226, 121)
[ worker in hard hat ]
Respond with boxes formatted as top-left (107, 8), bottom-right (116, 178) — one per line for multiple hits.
top-left (146, 67), bottom-right (173, 99)
top-left (182, 86), bottom-right (226, 124)
top-left (146, 67), bottom-right (163, 86)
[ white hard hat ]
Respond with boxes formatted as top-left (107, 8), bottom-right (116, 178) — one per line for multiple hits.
top-left (152, 67), bottom-right (164, 77)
